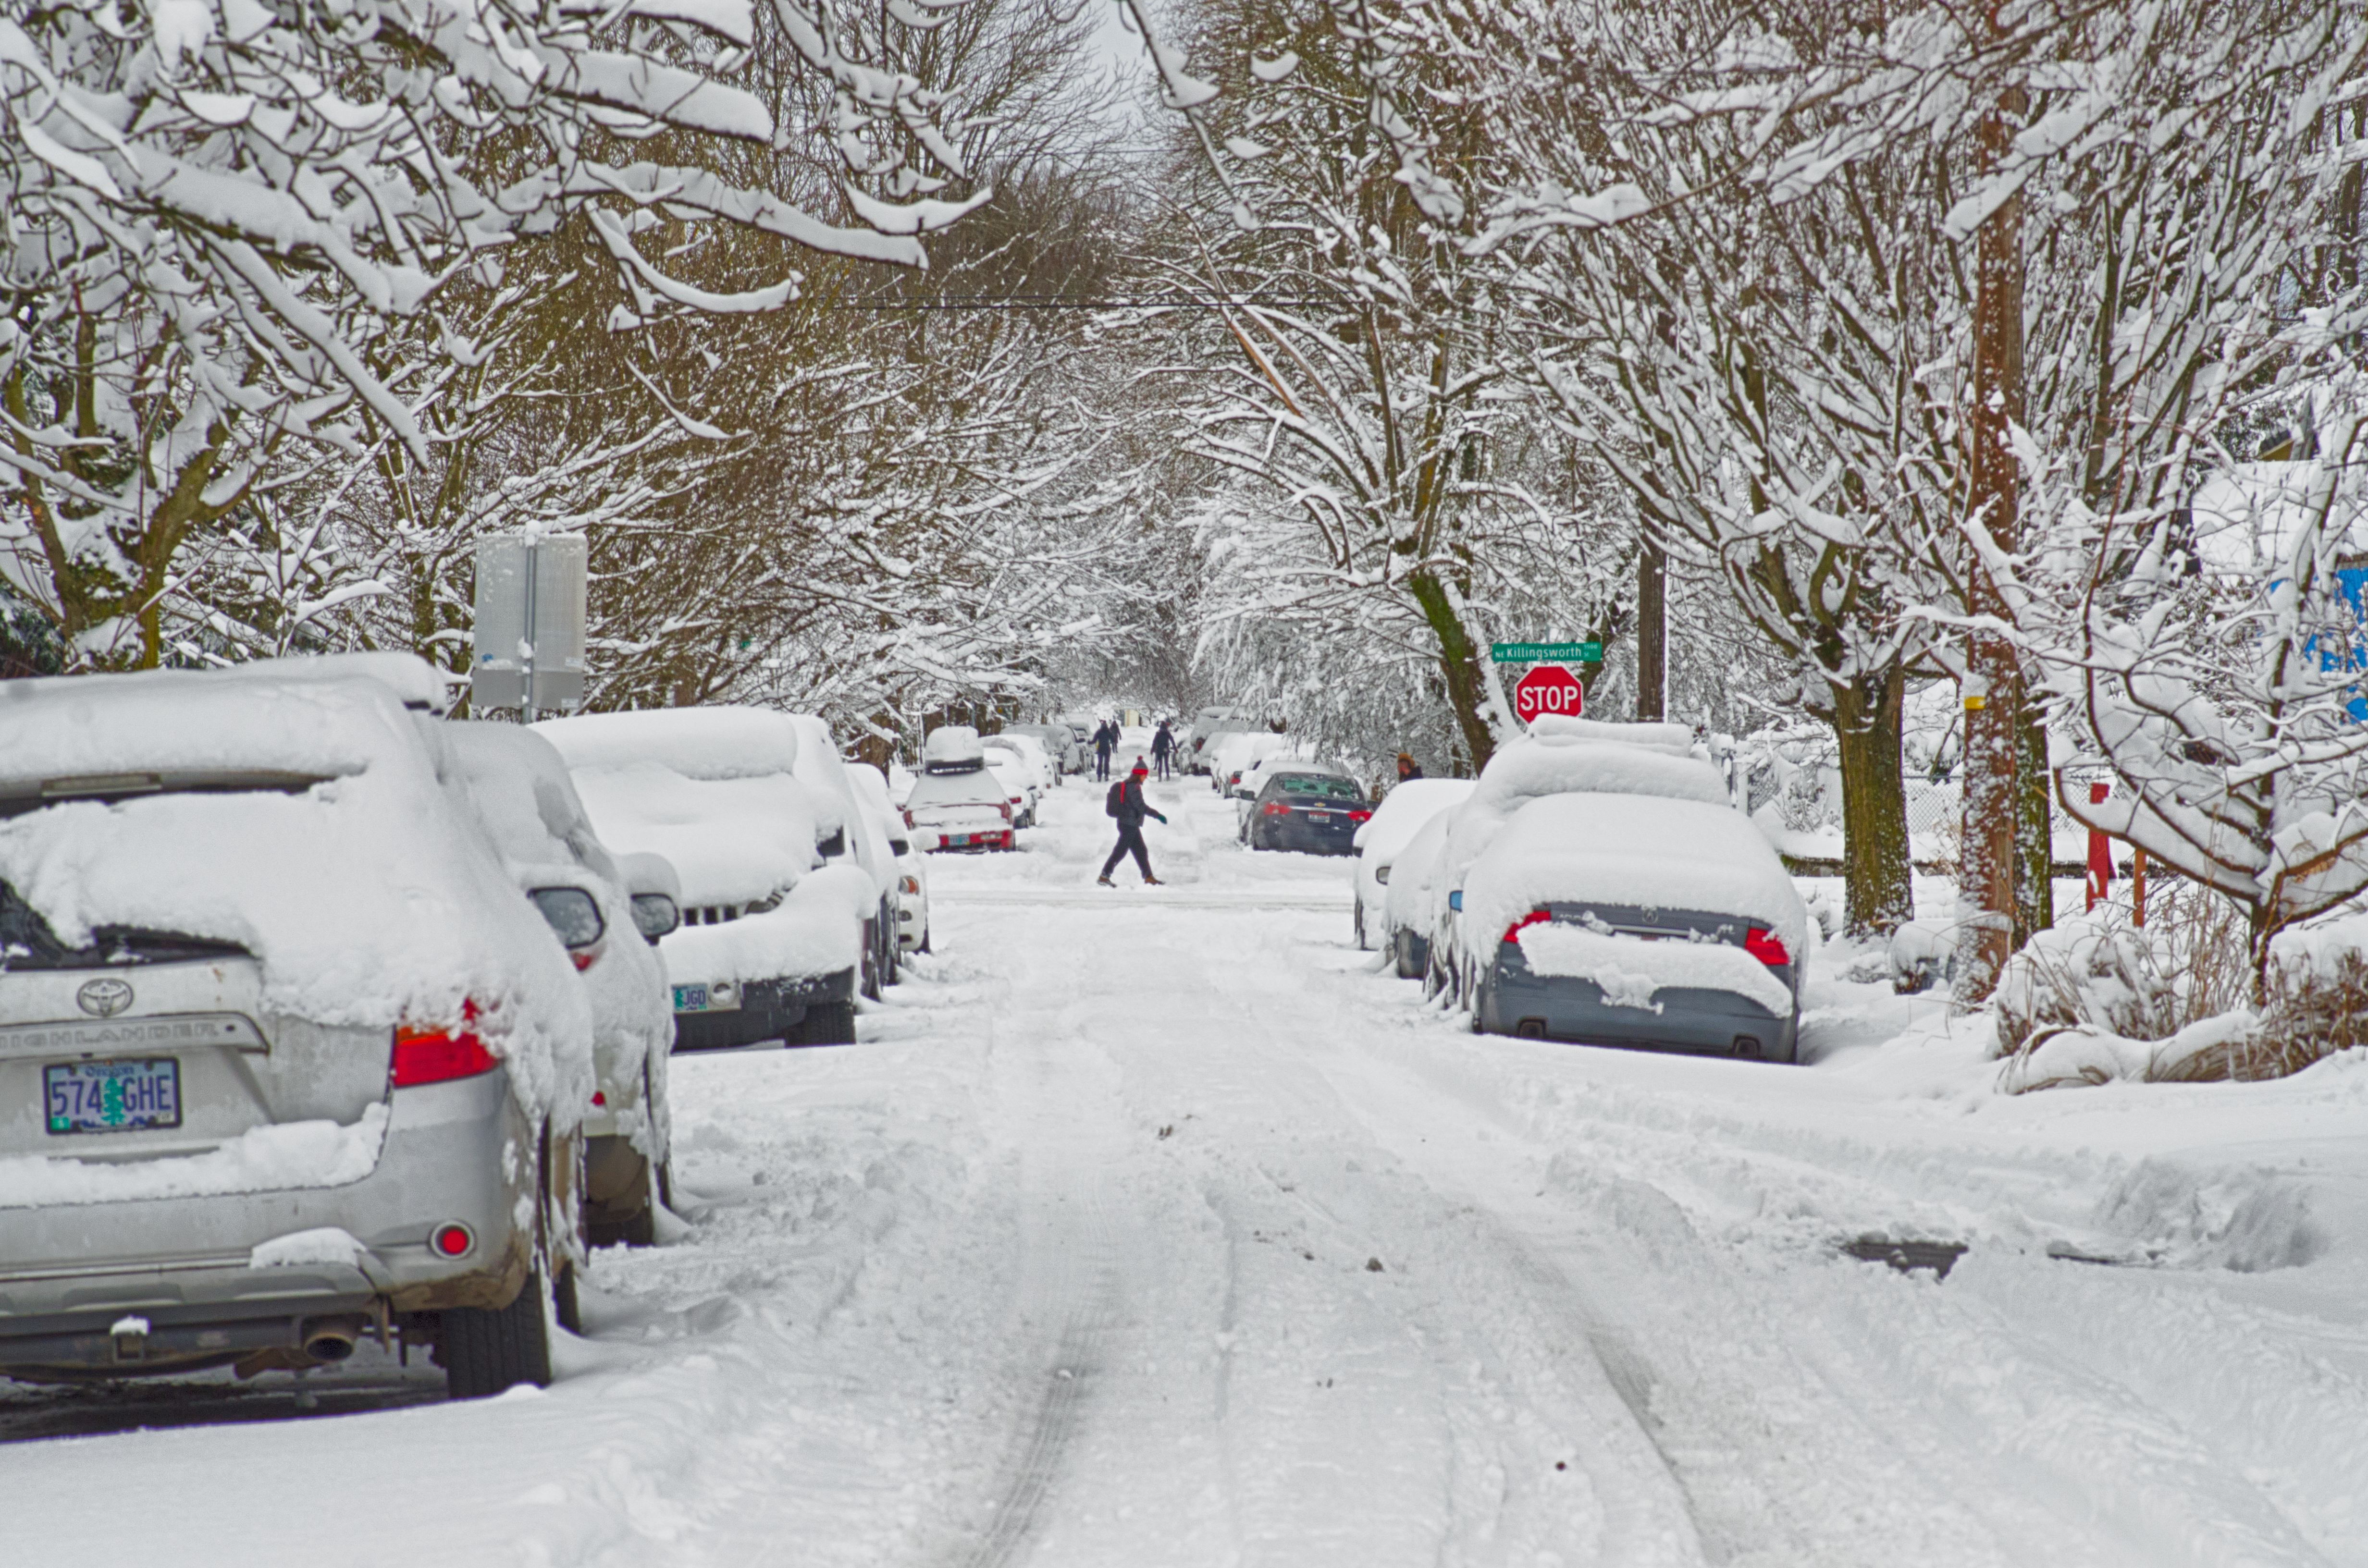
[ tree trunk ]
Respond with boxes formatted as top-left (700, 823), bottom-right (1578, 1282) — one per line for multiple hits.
top-left (1956, 77), bottom-right (2028, 1007)
top-left (1635, 535), bottom-right (1666, 722)
top-left (1833, 660), bottom-right (1914, 939)
top-left (1406, 568), bottom-right (1500, 770)
top-left (2012, 678), bottom-right (2055, 946)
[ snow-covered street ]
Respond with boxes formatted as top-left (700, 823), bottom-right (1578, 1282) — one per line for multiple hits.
top-left (7, 776), bottom-right (2366, 1568)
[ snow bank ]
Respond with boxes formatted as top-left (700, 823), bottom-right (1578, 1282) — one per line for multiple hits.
top-left (1460, 793), bottom-right (1807, 973)
top-left (1516, 923), bottom-right (1796, 1013)
top-left (0, 671), bottom-right (593, 1122)
top-left (0, 1105), bottom-right (389, 1211)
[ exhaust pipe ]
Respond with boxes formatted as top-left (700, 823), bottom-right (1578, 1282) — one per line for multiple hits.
top-left (301, 1317), bottom-right (365, 1362)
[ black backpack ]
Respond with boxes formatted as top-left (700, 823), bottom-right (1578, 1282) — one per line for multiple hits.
top-left (1105, 780), bottom-right (1126, 818)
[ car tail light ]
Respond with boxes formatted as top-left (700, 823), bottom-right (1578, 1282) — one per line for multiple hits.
top-left (998, 801), bottom-right (1013, 821)
top-left (1503, 908), bottom-right (1552, 944)
top-left (1745, 928), bottom-right (1791, 966)
top-left (900, 875), bottom-right (921, 895)
top-left (902, 809), bottom-right (914, 828)
top-left (571, 946), bottom-right (600, 972)
top-left (1260, 801), bottom-right (1290, 815)
top-left (390, 1009), bottom-right (497, 1088)
top-left (1348, 809), bottom-right (1372, 823)
top-left (591, 1090), bottom-right (606, 1106)
top-left (430, 1223), bottom-right (475, 1259)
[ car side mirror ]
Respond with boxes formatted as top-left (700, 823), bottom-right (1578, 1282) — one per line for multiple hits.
top-left (1448, 890), bottom-right (1463, 912)
top-left (529, 886), bottom-right (606, 949)
top-left (629, 892), bottom-right (679, 943)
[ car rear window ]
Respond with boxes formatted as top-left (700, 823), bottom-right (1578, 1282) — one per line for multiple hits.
top-left (1276, 776), bottom-right (1361, 801)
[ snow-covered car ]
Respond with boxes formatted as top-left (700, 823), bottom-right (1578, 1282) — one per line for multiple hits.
top-left (438, 723), bottom-right (675, 1248)
top-left (1436, 719), bottom-right (1810, 1063)
top-left (536, 708), bottom-right (874, 1049)
top-left (1002, 723), bottom-right (1081, 779)
top-left (987, 732), bottom-right (1058, 797)
top-left (983, 746), bottom-right (1040, 828)
top-left (1229, 750), bottom-right (1332, 832)
top-left (849, 763), bottom-right (930, 955)
top-left (1381, 806), bottom-right (1457, 980)
top-left (786, 715), bottom-right (899, 999)
top-left (1242, 768), bottom-right (1369, 854)
top-left (0, 664), bottom-right (595, 1399)
top-left (1212, 731), bottom-right (1305, 797)
top-left (905, 726), bottom-right (1015, 852)
top-left (1353, 778), bottom-right (1476, 949)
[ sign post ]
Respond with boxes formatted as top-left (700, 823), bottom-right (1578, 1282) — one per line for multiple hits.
top-left (1512, 663), bottom-right (1586, 723)
top-left (1491, 641), bottom-right (1602, 664)
top-left (471, 534), bottom-right (589, 721)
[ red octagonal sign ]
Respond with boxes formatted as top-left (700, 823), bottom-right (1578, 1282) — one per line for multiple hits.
top-left (1513, 663), bottom-right (1584, 723)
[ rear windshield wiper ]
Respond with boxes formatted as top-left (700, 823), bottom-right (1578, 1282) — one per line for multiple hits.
top-left (1, 885), bottom-right (249, 972)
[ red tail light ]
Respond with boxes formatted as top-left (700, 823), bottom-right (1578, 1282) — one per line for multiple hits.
top-left (571, 947), bottom-right (600, 971)
top-left (391, 1008), bottom-right (497, 1088)
top-left (1744, 928), bottom-right (1791, 966)
top-left (1503, 908), bottom-right (1552, 944)
top-left (1347, 809), bottom-right (1372, 823)
top-left (1260, 801), bottom-right (1290, 815)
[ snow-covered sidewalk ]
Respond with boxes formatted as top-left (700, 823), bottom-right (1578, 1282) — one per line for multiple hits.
top-left (6, 775), bottom-right (2363, 1567)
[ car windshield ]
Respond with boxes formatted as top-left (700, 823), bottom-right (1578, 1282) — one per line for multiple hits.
top-left (1276, 776), bottom-right (1361, 801)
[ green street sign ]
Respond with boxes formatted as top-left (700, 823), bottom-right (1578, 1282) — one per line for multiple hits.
top-left (1491, 641), bottom-right (1602, 664)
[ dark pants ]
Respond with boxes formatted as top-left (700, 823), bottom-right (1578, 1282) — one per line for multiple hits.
top-left (1153, 750), bottom-right (1172, 779)
top-left (1095, 749), bottom-right (1112, 780)
top-left (1102, 822), bottom-right (1152, 880)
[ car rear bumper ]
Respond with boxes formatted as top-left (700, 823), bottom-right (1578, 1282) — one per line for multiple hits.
top-left (1478, 963), bottom-right (1799, 1063)
top-left (672, 967), bottom-right (855, 1050)
top-left (1253, 818), bottom-right (1359, 854)
top-left (0, 1070), bottom-right (539, 1374)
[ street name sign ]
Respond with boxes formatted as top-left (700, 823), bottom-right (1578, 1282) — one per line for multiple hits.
top-left (1492, 641), bottom-right (1602, 664)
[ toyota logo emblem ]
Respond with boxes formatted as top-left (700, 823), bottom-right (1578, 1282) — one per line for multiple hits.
top-left (76, 978), bottom-right (135, 1018)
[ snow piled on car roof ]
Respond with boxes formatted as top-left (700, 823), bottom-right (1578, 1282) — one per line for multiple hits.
top-left (1357, 777), bottom-right (1476, 857)
top-left (1462, 793), bottom-right (1807, 966)
top-left (0, 670), bottom-right (593, 1121)
top-left (535, 707), bottom-right (801, 780)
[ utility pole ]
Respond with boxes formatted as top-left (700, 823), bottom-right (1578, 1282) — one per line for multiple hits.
top-left (1636, 533), bottom-right (1667, 722)
top-left (1957, 51), bottom-right (2028, 1006)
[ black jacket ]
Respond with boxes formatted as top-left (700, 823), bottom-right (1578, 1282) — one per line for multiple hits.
top-left (1114, 777), bottom-right (1165, 828)
top-left (1094, 723), bottom-right (1117, 753)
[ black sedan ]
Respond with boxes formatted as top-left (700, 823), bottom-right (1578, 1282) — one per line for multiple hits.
top-left (1245, 771), bottom-right (1371, 854)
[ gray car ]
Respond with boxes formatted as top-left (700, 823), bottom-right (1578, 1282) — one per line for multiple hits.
top-left (0, 662), bottom-right (595, 1398)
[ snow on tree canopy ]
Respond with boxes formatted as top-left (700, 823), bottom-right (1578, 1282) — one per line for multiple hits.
top-left (0, 669), bottom-right (595, 1123)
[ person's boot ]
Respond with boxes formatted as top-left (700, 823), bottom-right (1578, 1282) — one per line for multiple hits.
top-left (1097, 874), bottom-right (1114, 886)
top-left (1142, 875), bottom-right (1163, 885)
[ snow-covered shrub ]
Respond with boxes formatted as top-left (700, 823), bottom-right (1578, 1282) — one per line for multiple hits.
top-left (2253, 916), bottom-right (2368, 1081)
top-left (1993, 883), bottom-right (2252, 1079)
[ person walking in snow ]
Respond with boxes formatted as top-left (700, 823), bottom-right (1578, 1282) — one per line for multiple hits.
top-left (1093, 720), bottom-right (1117, 781)
top-left (1151, 720), bottom-right (1174, 780)
top-left (1099, 761), bottom-right (1167, 885)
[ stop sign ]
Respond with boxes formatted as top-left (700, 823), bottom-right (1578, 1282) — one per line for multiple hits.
top-left (1513, 663), bottom-right (1584, 723)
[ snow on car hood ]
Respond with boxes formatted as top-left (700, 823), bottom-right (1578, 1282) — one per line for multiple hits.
top-left (565, 762), bottom-right (820, 908)
top-left (536, 708), bottom-right (801, 780)
top-left (0, 671), bottom-right (594, 1123)
top-left (1460, 792), bottom-right (1807, 968)
top-left (659, 863), bottom-right (872, 986)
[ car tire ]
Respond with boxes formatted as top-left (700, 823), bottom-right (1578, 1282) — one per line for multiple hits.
top-left (443, 1268), bottom-right (555, 1399)
top-left (798, 999), bottom-right (857, 1046)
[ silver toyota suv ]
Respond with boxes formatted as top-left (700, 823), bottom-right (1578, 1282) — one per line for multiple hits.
top-left (0, 665), bottom-right (595, 1398)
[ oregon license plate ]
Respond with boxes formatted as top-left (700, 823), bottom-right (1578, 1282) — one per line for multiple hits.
top-left (674, 983), bottom-right (739, 1013)
top-left (45, 1058), bottom-right (182, 1135)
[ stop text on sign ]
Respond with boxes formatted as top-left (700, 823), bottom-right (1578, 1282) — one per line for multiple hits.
top-left (1513, 663), bottom-right (1585, 723)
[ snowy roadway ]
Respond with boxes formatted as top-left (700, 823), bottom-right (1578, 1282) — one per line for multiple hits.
top-left (7, 776), bottom-right (2367, 1567)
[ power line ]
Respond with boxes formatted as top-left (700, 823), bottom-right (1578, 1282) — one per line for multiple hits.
top-left (833, 293), bottom-right (1328, 312)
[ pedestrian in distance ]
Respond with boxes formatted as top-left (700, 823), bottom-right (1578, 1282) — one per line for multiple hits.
top-left (1396, 752), bottom-right (1424, 784)
top-left (1099, 761), bottom-right (1167, 885)
top-left (1094, 719), bottom-right (1117, 781)
top-left (1151, 720), bottom-right (1175, 780)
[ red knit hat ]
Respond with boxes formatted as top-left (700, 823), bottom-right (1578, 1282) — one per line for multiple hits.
top-left (1130, 760), bottom-right (1148, 776)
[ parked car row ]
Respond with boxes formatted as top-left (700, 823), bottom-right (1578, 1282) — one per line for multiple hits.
top-left (0, 656), bottom-right (930, 1403)
top-left (1356, 718), bottom-right (1810, 1065)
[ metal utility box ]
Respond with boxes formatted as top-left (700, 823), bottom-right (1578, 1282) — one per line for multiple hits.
top-left (471, 534), bottom-right (588, 716)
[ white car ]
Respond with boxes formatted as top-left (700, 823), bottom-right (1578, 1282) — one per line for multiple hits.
top-left (438, 723), bottom-right (677, 1248)
top-left (983, 747), bottom-right (1040, 828)
top-left (786, 715), bottom-right (900, 998)
top-left (1352, 778), bottom-right (1476, 950)
top-left (849, 763), bottom-right (930, 955)
top-left (1428, 718), bottom-right (1810, 1063)
top-left (1381, 806), bottom-right (1458, 980)
top-left (536, 708), bottom-right (875, 1049)
top-left (905, 726), bottom-right (1015, 852)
